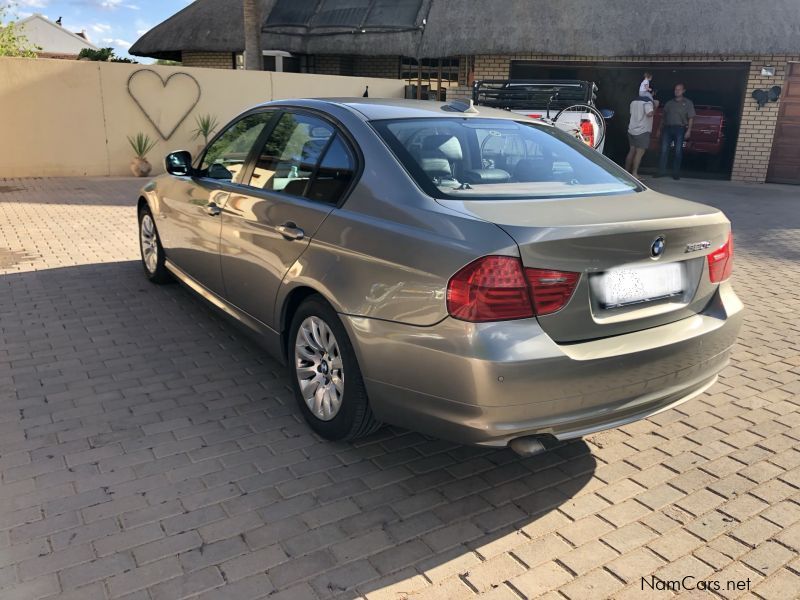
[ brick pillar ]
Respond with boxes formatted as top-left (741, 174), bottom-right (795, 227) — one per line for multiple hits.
top-left (473, 55), bottom-right (512, 80)
top-left (731, 56), bottom-right (799, 183)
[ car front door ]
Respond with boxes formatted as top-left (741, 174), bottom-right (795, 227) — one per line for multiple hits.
top-left (157, 112), bottom-right (275, 295)
top-left (220, 110), bottom-right (357, 329)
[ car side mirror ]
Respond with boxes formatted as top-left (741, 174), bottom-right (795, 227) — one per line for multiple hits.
top-left (165, 151), bottom-right (194, 176)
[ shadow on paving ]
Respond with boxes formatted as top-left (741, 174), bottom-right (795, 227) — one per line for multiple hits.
top-left (0, 261), bottom-right (596, 599)
top-left (0, 177), bottom-right (143, 207)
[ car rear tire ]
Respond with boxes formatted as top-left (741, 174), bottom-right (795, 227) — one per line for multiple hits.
top-left (138, 205), bottom-right (172, 284)
top-left (289, 296), bottom-right (381, 441)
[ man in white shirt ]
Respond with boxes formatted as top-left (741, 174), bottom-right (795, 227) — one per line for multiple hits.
top-left (624, 94), bottom-right (658, 178)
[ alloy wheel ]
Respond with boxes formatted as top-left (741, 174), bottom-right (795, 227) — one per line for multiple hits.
top-left (140, 213), bottom-right (158, 274)
top-left (294, 316), bottom-right (344, 421)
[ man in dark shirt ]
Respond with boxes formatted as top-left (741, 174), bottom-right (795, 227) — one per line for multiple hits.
top-left (656, 83), bottom-right (696, 179)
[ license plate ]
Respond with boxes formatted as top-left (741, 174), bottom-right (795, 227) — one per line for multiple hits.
top-left (592, 263), bottom-right (684, 308)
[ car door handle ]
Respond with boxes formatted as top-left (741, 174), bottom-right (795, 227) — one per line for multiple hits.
top-left (276, 222), bottom-right (305, 241)
top-left (205, 202), bottom-right (221, 216)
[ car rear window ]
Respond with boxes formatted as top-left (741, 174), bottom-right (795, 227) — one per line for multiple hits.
top-left (372, 117), bottom-right (640, 199)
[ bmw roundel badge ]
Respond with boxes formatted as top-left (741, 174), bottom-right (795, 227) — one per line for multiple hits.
top-left (650, 236), bottom-right (666, 259)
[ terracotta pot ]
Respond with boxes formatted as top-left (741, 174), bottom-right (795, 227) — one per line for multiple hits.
top-left (130, 157), bottom-right (152, 177)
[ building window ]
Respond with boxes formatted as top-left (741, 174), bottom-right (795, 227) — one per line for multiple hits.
top-left (400, 57), bottom-right (460, 100)
top-left (262, 51), bottom-right (303, 72)
top-left (233, 51), bottom-right (305, 72)
top-left (401, 57), bottom-right (460, 85)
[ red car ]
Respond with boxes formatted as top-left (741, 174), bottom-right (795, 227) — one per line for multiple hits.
top-left (649, 105), bottom-right (726, 155)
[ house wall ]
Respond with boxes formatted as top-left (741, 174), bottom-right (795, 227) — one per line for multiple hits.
top-left (465, 53), bottom-right (798, 183)
top-left (353, 56), bottom-right (400, 79)
top-left (182, 51), bottom-right (235, 69)
top-left (735, 58), bottom-right (794, 183)
top-left (179, 52), bottom-right (401, 79)
top-left (37, 52), bottom-right (82, 60)
top-left (18, 17), bottom-right (96, 55)
top-left (315, 55), bottom-right (355, 76)
top-left (0, 57), bottom-right (405, 178)
top-left (312, 55), bottom-right (399, 78)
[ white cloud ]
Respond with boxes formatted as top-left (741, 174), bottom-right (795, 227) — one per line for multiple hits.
top-left (102, 36), bottom-right (131, 48)
top-left (71, 0), bottom-right (140, 10)
top-left (133, 17), bottom-right (151, 37)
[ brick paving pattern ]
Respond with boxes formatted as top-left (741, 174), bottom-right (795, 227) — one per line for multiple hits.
top-left (0, 176), bottom-right (798, 599)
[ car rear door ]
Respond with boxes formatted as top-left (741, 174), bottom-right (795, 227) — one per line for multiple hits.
top-left (156, 111), bottom-right (275, 295)
top-left (219, 110), bottom-right (358, 329)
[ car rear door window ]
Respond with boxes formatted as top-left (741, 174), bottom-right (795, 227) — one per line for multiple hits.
top-left (247, 113), bottom-right (334, 197)
top-left (306, 134), bottom-right (356, 204)
top-left (201, 113), bottom-right (273, 183)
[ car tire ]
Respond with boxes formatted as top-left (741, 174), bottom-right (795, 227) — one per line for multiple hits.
top-left (288, 296), bottom-right (381, 441)
top-left (138, 205), bottom-right (172, 284)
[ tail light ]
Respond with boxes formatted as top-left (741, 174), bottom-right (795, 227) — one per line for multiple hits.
top-left (447, 256), bottom-right (533, 322)
top-left (447, 256), bottom-right (579, 322)
top-left (579, 119), bottom-right (595, 147)
top-left (527, 113), bottom-right (543, 119)
top-left (707, 232), bottom-right (734, 283)
top-left (526, 269), bottom-right (581, 316)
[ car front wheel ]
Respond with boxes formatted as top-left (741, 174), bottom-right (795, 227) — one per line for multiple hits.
top-left (289, 296), bottom-right (380, 441)
top-left (138, 206), bottom-right (171, 284)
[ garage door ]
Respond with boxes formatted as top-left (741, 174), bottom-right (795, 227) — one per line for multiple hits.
top-left (767, 62), bottom-right (800, 184)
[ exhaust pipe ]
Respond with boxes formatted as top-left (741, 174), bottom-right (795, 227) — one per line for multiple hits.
top-left (508, 436), bottom-right (547, 457)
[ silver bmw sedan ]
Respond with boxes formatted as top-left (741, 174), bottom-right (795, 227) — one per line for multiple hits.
top-left (137, 98), bottom-right (742, 454)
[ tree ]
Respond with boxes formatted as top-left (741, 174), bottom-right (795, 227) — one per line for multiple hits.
top-left (0, 2), bottom-right (38, 57)
top-left (242, 0), bottom-right (262, 71)
top-left (243, 1), bottom-right (277, 71)
top-left (77, 47), bottom-right (137, 63)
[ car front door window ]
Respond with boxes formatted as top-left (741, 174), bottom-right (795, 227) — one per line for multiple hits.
top-left (201, 113), bottom-right (273, 183)
top-left (248, 113), bottom-right (334, 196)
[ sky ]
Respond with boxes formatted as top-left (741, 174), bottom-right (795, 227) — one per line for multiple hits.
top-left (10, 0), bottom-right (192, 61)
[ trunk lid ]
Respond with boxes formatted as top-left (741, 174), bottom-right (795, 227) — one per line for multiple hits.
top-left (437, 189), bottom-right (731, 342)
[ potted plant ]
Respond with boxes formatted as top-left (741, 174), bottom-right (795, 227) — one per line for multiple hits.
top-left (127, 133), bottom-right (158, 177)
top-left (191, 114), bottom-right (219, 154)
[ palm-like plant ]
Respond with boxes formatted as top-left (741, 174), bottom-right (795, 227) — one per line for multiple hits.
top-left (191, 114), bottom-right (219, 146)
top-left (127, 133), bottom-right (158, 160)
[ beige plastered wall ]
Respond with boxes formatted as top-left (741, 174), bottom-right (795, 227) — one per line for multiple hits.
top-left (0, 57), bottom-right (405, 178)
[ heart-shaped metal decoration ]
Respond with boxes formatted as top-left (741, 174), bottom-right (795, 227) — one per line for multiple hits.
top-left (127, 69), bottom-right (202, 140)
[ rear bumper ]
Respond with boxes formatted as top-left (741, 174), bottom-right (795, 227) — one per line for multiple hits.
top-left (648, 138), bottom-right (723, 155)
top-left (685, 141), bottom-right (723, 155)
top-left (342, 282), bottom-right (743, 446)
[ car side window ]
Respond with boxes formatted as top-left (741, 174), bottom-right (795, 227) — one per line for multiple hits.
top-left (247, 113), bottom-right (333, 197)
top-left (306, 134), bottom-right (356, 204)
top-left (201, 113), bottom-right (272, 183)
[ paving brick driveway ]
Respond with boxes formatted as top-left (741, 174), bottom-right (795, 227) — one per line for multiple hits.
top-left (0, 177), bottom-right (798, 600)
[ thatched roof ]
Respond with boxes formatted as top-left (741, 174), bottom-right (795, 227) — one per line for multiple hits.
top-left (131, 0), bottom-right (248, 61)
top-left (131, 0), bottom-right (800, 60)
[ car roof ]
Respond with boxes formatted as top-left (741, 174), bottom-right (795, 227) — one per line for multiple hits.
top-left (256, 97), bottom-right (548, 124)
